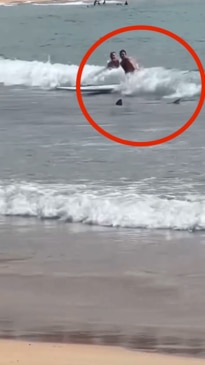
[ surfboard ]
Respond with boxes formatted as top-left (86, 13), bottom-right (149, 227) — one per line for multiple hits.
top-left (56, 84), bottom-right (118, 94)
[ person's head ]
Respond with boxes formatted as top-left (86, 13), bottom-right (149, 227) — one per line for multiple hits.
top-left (119, 49), bottom-right (127, 59)
top-left (110, 51), bottom-right (117, 61)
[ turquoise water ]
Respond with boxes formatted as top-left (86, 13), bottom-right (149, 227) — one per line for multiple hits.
top-left (0, 0), bottom-right (204, 69)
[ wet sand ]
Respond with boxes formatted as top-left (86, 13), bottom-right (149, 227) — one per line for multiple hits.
top-left (1, 340), bottom-right (205, 365)
top-left (0, 218), bottom-right (205, 357)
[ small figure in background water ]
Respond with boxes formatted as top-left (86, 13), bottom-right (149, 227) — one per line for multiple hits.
top-left (125, 0), bottom-right (128, 5)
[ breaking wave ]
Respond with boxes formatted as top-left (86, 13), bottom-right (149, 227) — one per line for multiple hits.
top-left (0, 58), bottom-right (201, 99)
top-left (0, 1), bottom-right (124, 6)
top-left (0, 182), bottom-right (205, 231)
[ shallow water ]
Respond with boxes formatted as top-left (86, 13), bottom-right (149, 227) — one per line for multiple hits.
top-left (0, 0), bottom-right (205, 351)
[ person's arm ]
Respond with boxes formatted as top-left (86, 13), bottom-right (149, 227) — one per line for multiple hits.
top-left (119, 60), bottom-right (125, 72)
top-left (129, 57), bottom-right (140, 70)
top-left (107, 61), bottom-right (111, 69)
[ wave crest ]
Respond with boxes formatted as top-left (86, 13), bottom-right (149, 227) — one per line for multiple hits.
top-left (0, 182), bottom-right (205, 231)
top-left (0, 58), bottom-right (201, 99)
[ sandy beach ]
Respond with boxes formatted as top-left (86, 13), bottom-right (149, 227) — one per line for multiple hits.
top-left (0, 340), bottom-right (205, 365)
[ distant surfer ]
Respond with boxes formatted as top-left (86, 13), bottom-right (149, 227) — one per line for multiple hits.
top-left (107, 51), bottom-right (120, 69)
top-left (119, 49), bottom-right (139, 74)
top-left (125, 0), bottom-right (128, 4)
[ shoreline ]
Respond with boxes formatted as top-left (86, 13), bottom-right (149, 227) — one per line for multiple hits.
top-left (0, 0), bottom-right (89, 4)
top-left (1, 326), bottom-right (205, 358)
top-left (0, 0), bottom-right (128, 5)
top-left (0, 339), bottom-right (205, 365)
top-left (1, 0), bottom-right (90, 5)
top-left (0, 220), bottom-right (205, 360)
top-left (0, 0), bottom-right (125, 5)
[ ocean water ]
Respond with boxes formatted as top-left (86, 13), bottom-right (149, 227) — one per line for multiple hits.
top-left (0, 0), bottom-right (205, 231)
top-left (0, 0), bottom-right (205, 347)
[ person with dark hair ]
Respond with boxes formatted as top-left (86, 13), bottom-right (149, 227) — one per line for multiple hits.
top-left (107, 51), bottom-right (120, 69)
top-left (119, 49), bottom-right (139, 73)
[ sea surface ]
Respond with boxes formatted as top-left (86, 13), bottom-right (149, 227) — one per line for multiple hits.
top-left (0, 0), bottom-right (205, 353)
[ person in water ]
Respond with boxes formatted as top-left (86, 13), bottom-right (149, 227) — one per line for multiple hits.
top-left (107, 51), bottom-right (120, 69)
top-left (119, 49), bottom-right (139, 74)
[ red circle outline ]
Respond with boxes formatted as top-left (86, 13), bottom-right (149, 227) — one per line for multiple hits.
top-left (76, 25), bottom-right (205, 147)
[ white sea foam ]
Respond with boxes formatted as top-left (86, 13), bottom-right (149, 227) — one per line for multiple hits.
top-left (0, 59), bottom-right (201, 97)
top-left (0, 182), bottom-right (204, 231)
top-left (0, 3), bottom-right (17, 5)
top-left (31, 1), bottom-right (124, 6)
top-left (0, 58), bottom-right (201, 99)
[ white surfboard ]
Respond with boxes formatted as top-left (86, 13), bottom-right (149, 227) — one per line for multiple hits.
top-left (56, 84), bottom-right (118, 94)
